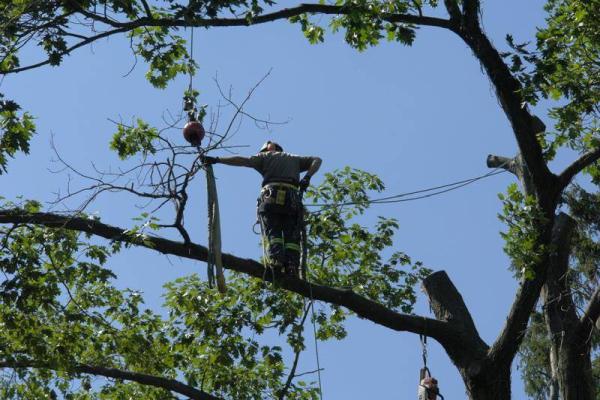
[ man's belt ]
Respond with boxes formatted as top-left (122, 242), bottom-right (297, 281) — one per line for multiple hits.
top-left (262, 182), bottom-right (299, 191)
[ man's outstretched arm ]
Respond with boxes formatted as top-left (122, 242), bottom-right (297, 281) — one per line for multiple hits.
top-left (202, 156), bottom-right (253, 168)
top-left (305, 157), bottom-right (322, 178)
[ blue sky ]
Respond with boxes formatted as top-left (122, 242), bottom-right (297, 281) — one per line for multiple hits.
top-left (0, 1), bottom-right (571, 398)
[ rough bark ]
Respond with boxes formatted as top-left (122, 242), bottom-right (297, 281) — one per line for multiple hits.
top-left (423, 272), bottom-right (514, 400)
top-left (542, 213), bottom-right (595, 400)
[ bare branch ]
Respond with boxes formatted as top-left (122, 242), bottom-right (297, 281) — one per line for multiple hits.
top-left (140, 0), bottom-right (153, 18)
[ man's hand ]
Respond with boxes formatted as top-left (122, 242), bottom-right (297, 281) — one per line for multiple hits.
top-left (299, 175), bottom-right (311, 191)
top-left (201, 155), bottom-right (219, 165)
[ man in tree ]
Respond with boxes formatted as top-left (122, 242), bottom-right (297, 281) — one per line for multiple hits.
top-left (202, 141), bottom-right (322, 276)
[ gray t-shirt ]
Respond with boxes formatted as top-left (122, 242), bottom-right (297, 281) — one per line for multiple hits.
top-left (248, 151), bottom-right (313, 184)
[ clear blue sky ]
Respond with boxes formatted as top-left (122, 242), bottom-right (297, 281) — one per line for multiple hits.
top-left (1, 1), bottom-right (570, 398)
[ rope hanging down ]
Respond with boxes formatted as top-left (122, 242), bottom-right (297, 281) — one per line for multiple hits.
top-left (206, 164), bottom-right (227, 293)
top-left (417, 335), bottom-right (444, 400)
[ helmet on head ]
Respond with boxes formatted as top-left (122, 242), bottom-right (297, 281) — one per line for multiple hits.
top-left (259, 141), bottom-right (283, 153)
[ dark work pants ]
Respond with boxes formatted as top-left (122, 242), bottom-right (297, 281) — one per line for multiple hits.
top-left (259, 211), bottom-right (301, 270)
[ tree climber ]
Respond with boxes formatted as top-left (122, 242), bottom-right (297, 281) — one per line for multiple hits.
top-left (202, 141), bottom-right (322, 276)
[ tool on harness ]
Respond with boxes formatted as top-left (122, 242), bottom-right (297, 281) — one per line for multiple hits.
top-left (418, 335), bottom-right (444, 400)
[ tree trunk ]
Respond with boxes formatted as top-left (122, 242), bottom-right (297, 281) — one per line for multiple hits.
top-left (461, 365), bottom-right (512, 400)
top-left (554, 336), bottom-right (594, 400)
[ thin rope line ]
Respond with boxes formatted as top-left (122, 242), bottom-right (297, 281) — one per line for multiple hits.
top-left (188, 27), bottom-right (195, 92)
top-left (309, 283), bottom-right (324, 400)
top-left (306, 168), bottom-right (507, 209)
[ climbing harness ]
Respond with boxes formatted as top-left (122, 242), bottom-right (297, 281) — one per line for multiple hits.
top-left (255, 181), bottom-right (303, 276)
top-left (418, 335), bottom-right (444, 400)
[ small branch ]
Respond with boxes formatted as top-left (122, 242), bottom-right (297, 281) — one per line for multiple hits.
top-left (140, 0), bottom-right (153, 18)
top-left (487, 153), bottom-right (535, 196)
top-left (558, 147), bottom-right (600, 190)
top-left (443, 0), bottom-right (462, 21)
top-left (278, 305), bottom-right (311, 400)
top-left (1, 26), bottom-right (131, 74)
top-left (486, 155), bottom-right (518, 175)
top-left (0, 360), bottom-right (221, 400)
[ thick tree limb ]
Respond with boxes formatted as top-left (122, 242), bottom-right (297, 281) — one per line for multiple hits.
top-left (488, 213), bottom-right (571, 365)
top-left (0, 209), bottom-right (454, 344)
top-left (558, 147), bottom-right (600, 190)
top-left (487, 153), bottom-right (535, 196)
top-left (422, 271), bottom-right (488, 366)
top-left (2, 4), bottom-right (451, 75)
top-left (442, 0), bottom-right (462, 21)
top-left (0, 361), bottom-right (220, 400)
top-left (456, 26), bottom-right (557, 205)
top-left (461, 0), bottom-right (480, 25)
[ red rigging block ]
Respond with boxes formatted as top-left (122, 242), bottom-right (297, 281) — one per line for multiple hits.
top-left (183, 121), bottom-right (205, 146)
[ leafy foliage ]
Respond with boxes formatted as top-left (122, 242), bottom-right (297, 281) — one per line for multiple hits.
top-left (0, 167), bottom-right (427, 398)
top-left (130, 26), bottom-right (195, 89)
top-left (498, 184), bottom-right (548, 280)
top-left (306, 167), bottom-right (430, 313)
top-left (109, 118), bottom-right (160, 159)
top-left (0, 94), bottom-right (36, 174)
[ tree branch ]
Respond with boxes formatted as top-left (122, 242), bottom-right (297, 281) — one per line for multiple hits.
top-left (443, 0), bottom-right (462, 21)
top-left (2, 4), bottom-right (452, 75)
top-left (461, 0), bottom-right (480, 25)
top-left (558, 147), bottom-right (600, 190)
top-left (0, 209), bottom-right (455, 345)
top-left (455, 26), bottom-right (557, 205)
top-left (489, 213), bottom-right (573, 365)
top-left (1, 26), bottom-right (131, 74)
top-left (578, 285), bottom-right (600, 339)
top-left (0, 361), bottom-right (221, 400)
top-left (139, 0), bottom-right (153, 18)
top-left (422, 271), bottom-right (488, 366)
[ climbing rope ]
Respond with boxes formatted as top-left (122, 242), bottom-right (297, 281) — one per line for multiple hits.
top-left (306, 168), bottom-right (506, 210)
top-left (308, 285), bottom-right (324, 400)
top-left (418, 334), bottom-right (444, 399)
top-left (206, 164), bottom-right (227, 293)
